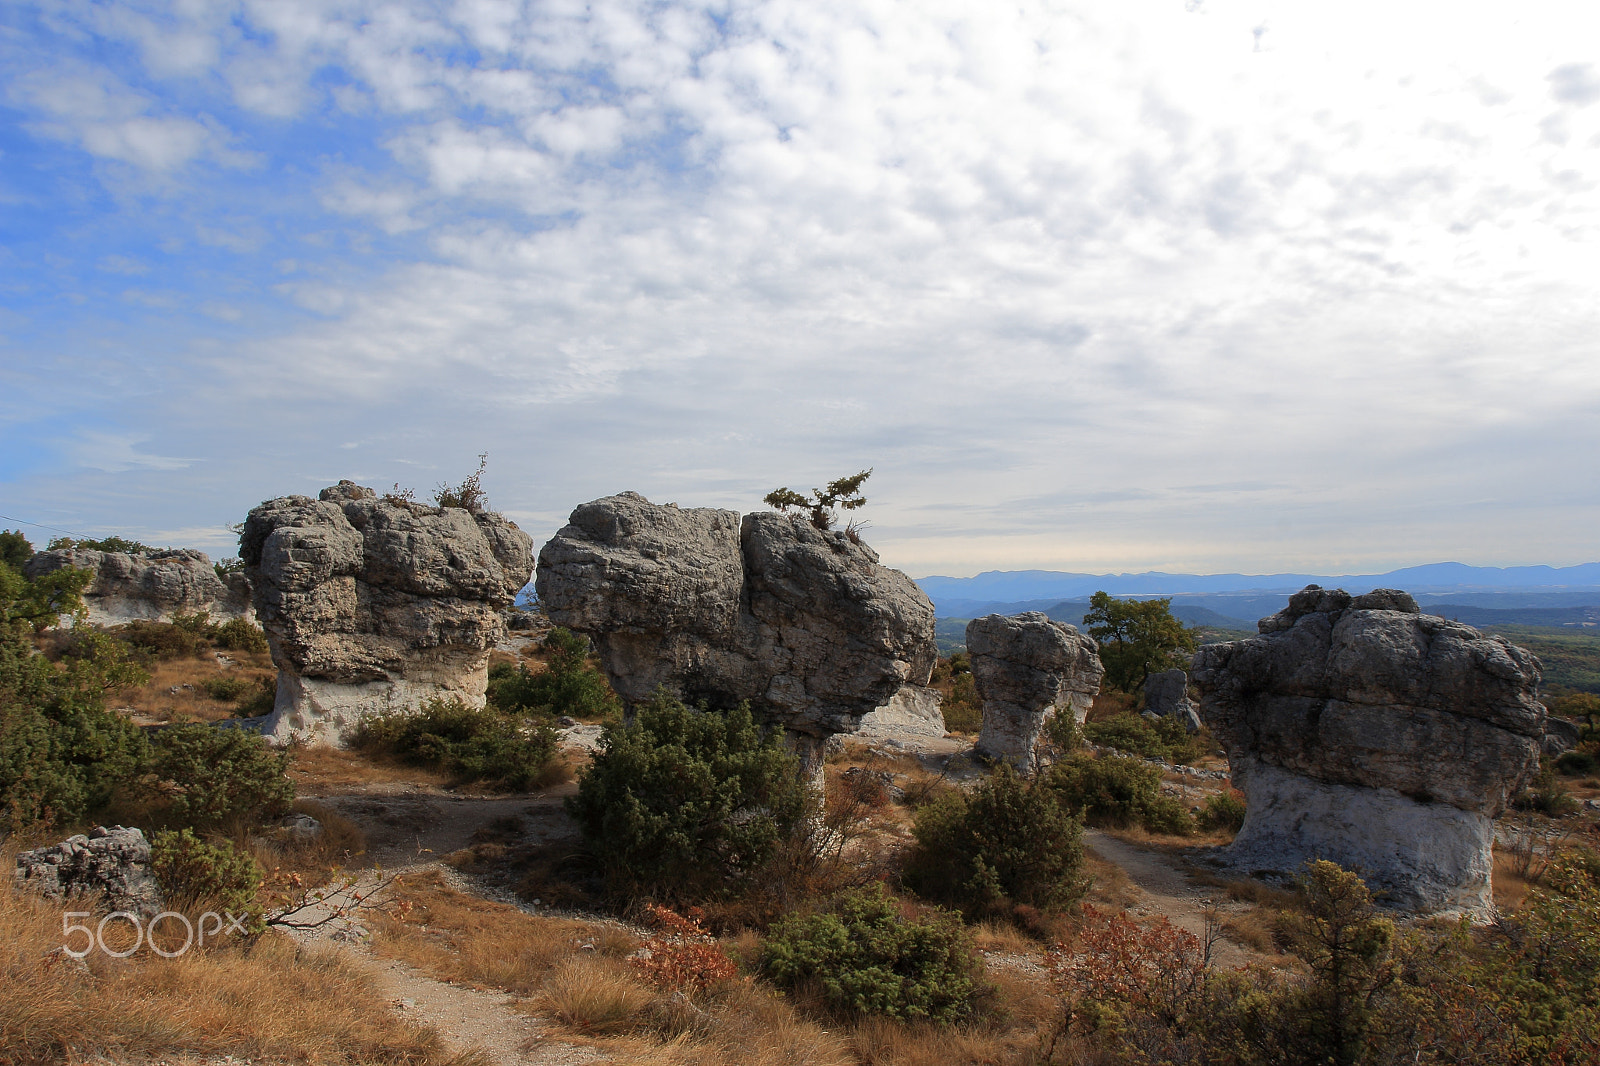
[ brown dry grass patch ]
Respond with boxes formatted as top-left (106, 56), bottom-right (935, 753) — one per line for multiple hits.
top-left (115, 650), bottom-right (275, 725)
top-left (0, 874), bottom-right (465, 1065)
top-left (1493, 849), bottom-right (1535, 912)
top-left (287, 743), bottom-right (453, 794)
top-left (369, 868), bottom-right (639, 996)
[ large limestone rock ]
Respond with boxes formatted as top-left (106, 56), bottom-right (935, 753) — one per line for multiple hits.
top-left (1144, 668), bottom-right (1202, 733)
top-left (968, 612), bottom-right (1104, 768)
top-left (241, 481), bottom-right (535, 745)
top-left (1192, 585), bottom-right (1546, 916)
top-left (24, 548), bottom-right (253, 626)
top-left (858, 684), bottom-right (947, 740)
top-left (15, 826), bottom-right (163, 918)
top-left (535, 492), bottom-right (939, 770)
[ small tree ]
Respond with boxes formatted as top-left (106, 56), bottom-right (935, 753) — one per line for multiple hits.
top-left (0, 530), bottom-right (31, 570)
top-left (1082, 591), bottom-right (1198, 693)
top-left (566, 690), bottom-right (806, 900)
top-left (764, 469), bottom-right (872, 531)
top-left (435, 453), bottom-right (490, 513)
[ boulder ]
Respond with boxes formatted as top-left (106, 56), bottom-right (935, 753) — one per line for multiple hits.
top-left (1191, 585), bottom-right (1546, 916)
top-left (241, 481), bottom-right (535, 745)
top-left (535, 492), bottom-right (938, 762)
top-left (858, 684), bottom-right (946, 739)
top-left (1544, 717), bottom-right (1582, 757)
top-left (967, 612), bottom-right (1105, 768)
top-left (24, 548), bottom-right (253, 626)
top-left (1143, 668), bottom-right (1202, 733)
top-left (15, 826), bottom-right (163, 918)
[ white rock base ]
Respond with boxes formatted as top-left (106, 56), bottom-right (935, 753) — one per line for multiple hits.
top-left (858, 685), bottom-right (946, 739)
top-left (1228, 760), bottom-right (1494, 917)
top-left (264, 661), bottom-right (490, 746)
top-left (977, 691), bottom-right (1092, 770)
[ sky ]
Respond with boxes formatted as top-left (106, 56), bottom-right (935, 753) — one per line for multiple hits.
top-left (2, 0), bottom-right (1598, 580)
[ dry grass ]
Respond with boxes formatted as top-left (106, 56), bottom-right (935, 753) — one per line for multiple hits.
top-left (288, 743), bottom-right (453, 794)
top-left (369, 868), bottom-right (639, 996)
top-left (0, 873), bottom-right (465, 1065)
top-left (1493, 849), bottom-right (1535, 912)
top-left (539, 955), bottom-right (654, 1034)
top-left (114, 649), bottom-right (275, 725)
top-left (1084, 852), bottom-right (1140, 910)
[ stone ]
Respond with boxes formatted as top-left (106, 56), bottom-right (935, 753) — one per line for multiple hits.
top-left (24, 548), bottom-right (253, 626)
top-left (1144, 668), bottom-right (1202, 733)
top-left (858, 684), bottom-right (946, 739)
top-left (967, 612), bottom-right (1105, 768)
top-left (1543, 716), bottom-right (1581, 757)
top-left (535, 492), bottom-right (938, 748)
top-left (15, 826), bottom-right (163, 918)
top-left (279, 812), bottom-right (323, 843)
top-left (1192, 585), bottom-right (1546, 916)
top-left (241, 480), bottom-right (535, 745)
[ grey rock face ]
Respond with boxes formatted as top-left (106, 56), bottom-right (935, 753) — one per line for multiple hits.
top-left (535, 492), bottom-right (937, 739)
top-left (858, 684), bottom-right (946, 739)
top-left (1544, 716), bottom-right (1581, 757)
top-left (1144, 668), bottom-right (1201, 733)
top-left (968, 612), bottom-right (1105, 767)
top-left (24, 548), bottom-right (253, 626)
top-left (241, 481), bottom-right (535, 745)
top-left (15, 826), bottom-right (163, 918)
top-left (1192, 585), bottom-right (1545, 915)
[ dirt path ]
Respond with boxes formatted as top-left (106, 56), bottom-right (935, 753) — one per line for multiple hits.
top-left (1084, 830), bottom-right (1254, 969)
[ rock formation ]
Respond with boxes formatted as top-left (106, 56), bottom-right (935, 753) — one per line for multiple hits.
top-left (535, 492), bottom-right (939, 782)
top-left (1192, 585), bottom-right (1546, 916)
top-left (241, 481), bottom-right (535, 745)
top-left (1143, 668), bottom-right (1202, 733)
top-left (24, 548), bottom-right (253, 626)
top-left (967, 612), bottom-right (1105, 767)
top-left (15, 826), bottom-right (163, 918)
top-left (858, 684), bottom-right (946, 740)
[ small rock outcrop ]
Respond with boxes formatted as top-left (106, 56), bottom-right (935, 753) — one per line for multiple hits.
top-left (241, 481), bottom-right (535, 745)
top-left (535, 492), bottom-right (939, 782)
top-left (1192, 585), bottom-right (1546, 916)
top-left (24, 548), bottom-right (253, 626)
top-left (967, 612), bottom-right (1105, 767)
top-left (15, 826), bottom-right (163, 917)
top-left (1143, 668), bottom-right (1202, 733)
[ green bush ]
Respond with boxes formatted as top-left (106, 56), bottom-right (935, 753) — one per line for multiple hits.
top-left (150, 723), bottom-right (294, 831)
top-left (566, 690), bottom-right (806, 900)
top-left (1083, 712), bottom-right (1200, 763)
top-left (1047, 752), bottom-right (1194, 834)
top-left (940, 671), bottom-right (981, 733)
top-left (1198, 790), bottom-right (1248, 833)
top-left (1556, 750), bottom-right (1598, 777)
top-left (151, 828), bottom-right (263, 923)
top-left (1, 561), bottom-right (149, 829)
top-left (488, 627), bottom-right (618, 721)
top-left (761, 886), bottom-right (986, 1024)
top-left (202, 676), bottom-right (253, 702)
top-left (355, 697), bottom-right (560, 791)
top-left (0, 530), bottom-right (31, 570)
top-left (116, 619), bottom-right (209, 660)
top-left (232, 676), bottom-right (277, 718)
top-left (47, 535), bottom-right (157, 554)
top-left (903, 764), bottom-right (1088, 917)
top-left (1517, 767), bottom-right (1580, 816)
top-left (213, 617), bottom-right (268, 653)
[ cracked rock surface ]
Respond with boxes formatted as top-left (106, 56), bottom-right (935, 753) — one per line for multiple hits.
top-left (967, 611), bottom-right (1104, 768)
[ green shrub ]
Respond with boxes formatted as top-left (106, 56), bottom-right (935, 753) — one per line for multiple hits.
top-left (47, 535), bottom-right (156, 554)
top-left (566, 690), bottom-right (806, 900)
top-left (355, 697), bottom-right (560, 791)
top-left (151, 828), bottom-right (263, 924)
top-left (488, 627), bottom-right (618, 721)
top-left (116, 619), bottom-right (209, 660)
top-left (0, 530), bottom-right (31, 570)
top-left (1556, 750), bottom-right (1598, 777)
top-left (213, 617), bottom-right (268, 653)
top-left (1198, 790), bottom-right (1248, 833)
top-left (150, 724), bottom-right (294, 831)
top-left (1517, 767), bottom-right (1580, 816)
top-left (202, 676), bottom-right (253, 702)
top-left (762, 886), bottom-right (986, 1024)
top-left (1047, 752), bottom-right (1193, 834)
top-left (1083, 712), bottom-right (1200, 763)
top-left (940, 671), bottom-right (980, 733)
top-left (903, 764), bottom-right (1088, 917)
top-left (1, 562), bottom-right (148, 829)
top-left (232, 676), bottom-right (277, 718)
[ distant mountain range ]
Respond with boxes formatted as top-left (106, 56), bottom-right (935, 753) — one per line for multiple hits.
top-left (916, 562), bottom-right (1600, 625)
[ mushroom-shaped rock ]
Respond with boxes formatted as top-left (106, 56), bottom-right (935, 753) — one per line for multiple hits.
top-left (24, 548), bottom-right (253, 626)
top-left (968, 612), bottom-right (1104, 768)
top-left (535, 493), bottom-right (939, 782)
top-left (241, 481), bottom-right (535, 745)
top-left (1192, 585), bottom-right (1545, 916)
top-left (1143, 668), bottom-right (1201, 733)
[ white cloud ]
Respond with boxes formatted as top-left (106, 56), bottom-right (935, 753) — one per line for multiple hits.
top-left (70, 432), bottom-right (198, 473)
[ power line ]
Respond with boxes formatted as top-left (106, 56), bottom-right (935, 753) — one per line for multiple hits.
top-left (0, 513), bottom-right (91, 540)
